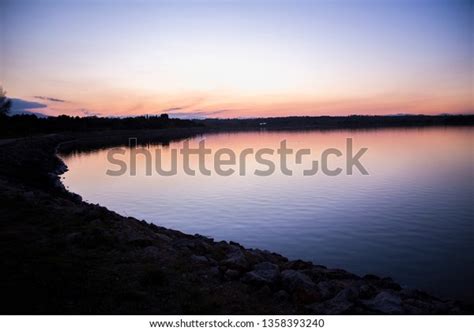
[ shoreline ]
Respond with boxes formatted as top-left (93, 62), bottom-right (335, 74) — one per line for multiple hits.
top-left (0, 131), bottom-right (471, 314)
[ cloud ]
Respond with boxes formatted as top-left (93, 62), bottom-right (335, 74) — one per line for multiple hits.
top-left (78, 108), bottom-right (101, 116)
top-left (34, 96), bottom-right (68, 103)
top-left (161, 107), bottom-right (183, 113)
top-left (168, 109), bottom-right (230, 119)
top-left (9, 98), bottom-right (48, 117)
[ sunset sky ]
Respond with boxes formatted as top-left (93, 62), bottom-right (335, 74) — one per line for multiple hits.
top-left (1, 0), bottom-right (472, 118)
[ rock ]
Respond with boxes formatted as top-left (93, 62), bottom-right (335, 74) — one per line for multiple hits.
top-left (245, 249), bottom-right (266, 264)
top-left (281, 270), bottom-right (315, 291)
top-left (307, 267), bottom-right (327, 283)
top-left (196, 241), bottom-right (212, 253)
top-left (399, 288), bottom-right (432, 301)
top-left (358, 284), bottom-right (377, 299)
top-left (128, 238), bottom-right (154, 248)
top-left (190, 255), bottom-right (209, 264)
top-left (222, 246), bottom-right (249, 270)
top-left (208, 266), bottom-right (220, 277)
top-left (242, 262), bottom-right (280, 286)
top-left (255, 262), bottom-right (280, 272)
top-left (139, 246), bottom-right (163, 260)
top-left (363, 274), bottom-right (381, 281)
top-left (403, 298), bottom-right (435, 314)
top-left (206, 257), bottom-right (219, 266)
top-left (313, 264), bottom-right (328, 270)
top-left (256, 285), bottom-right (272, 297)
top-left (309, 289), bottom-right (356, 314)
top-left (316, 300), bottom-right (354, 314)
top-left (64, 232), bottom-right (82, 244)
top-left (363, 275), bottom-right (401, 291)
top-left (194, 234), bottom-right (211, 240)
top-left (323, 268), bottom-right (359, 280)
top-left (247, 249), bottom-right (287, 265)
top-left (225, 269), bottom-right (241, 280)
top-left (281, 270), bottom-right (320, 304)
top-left (23, 191), bottom-right (35, 200)
top-left (200, 266), bottom-right (221, 279)
top-left (379, 277), bottom-right (402, 291)
top-left (155, 233), bottom-right (172, 242)
top-left (274, 290), bottom-right (290, 301)
top-left (317, 281), bottom-right (339, 300)
top-left (334, 287), bottom-right (359, 302)
top-left (293, 287), bottom-right (321, 304)
top-left (284, 259), bottom-right (313, 270)
top-left (363, 291), bottom-right (404, 314)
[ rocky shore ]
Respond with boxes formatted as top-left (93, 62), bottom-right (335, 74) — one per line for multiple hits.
top-left (0, 132), bottom-right (469, 314)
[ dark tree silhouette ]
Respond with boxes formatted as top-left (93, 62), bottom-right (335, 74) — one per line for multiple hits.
top-left (0, 86), bottom-right (12, 116)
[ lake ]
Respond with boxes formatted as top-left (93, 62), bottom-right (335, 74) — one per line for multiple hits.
top-left (60, 127), bottom-right (474, 302)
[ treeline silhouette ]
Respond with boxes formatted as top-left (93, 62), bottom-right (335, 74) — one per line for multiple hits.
top-left (1, 113), bottom-right (473, 138)
top-left (201, 114), bottom-right (474, 130)
top-left (0, 114), bottom-right (200, 137)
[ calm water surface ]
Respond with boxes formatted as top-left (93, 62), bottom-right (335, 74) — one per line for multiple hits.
top-left (60, 127), bottom-right (474, 302)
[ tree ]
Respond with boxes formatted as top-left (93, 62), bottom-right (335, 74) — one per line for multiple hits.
top-left (0, 86), bottom-right (12, 116)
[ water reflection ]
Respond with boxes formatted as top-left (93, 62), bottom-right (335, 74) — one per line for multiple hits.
top-left (61, 127), bottom-right (474, 302)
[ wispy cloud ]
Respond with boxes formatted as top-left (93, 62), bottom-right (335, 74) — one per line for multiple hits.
top-left (161, 107), bottom-right (183, 113)
top-left (34, 96), bottom-right (68, 103)
top-left (78, 108), bottom-right (101, 116)
top-left (168, 109), bottom-right (230, 119)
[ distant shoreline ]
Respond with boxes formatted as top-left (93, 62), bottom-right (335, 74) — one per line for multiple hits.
top-left (1, 114), bottom-right (473, 139)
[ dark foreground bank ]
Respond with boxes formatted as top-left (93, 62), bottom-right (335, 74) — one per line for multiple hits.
top-left (0, 131), bottom-right (470, 314)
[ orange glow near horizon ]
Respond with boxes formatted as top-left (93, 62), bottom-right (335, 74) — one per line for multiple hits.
top-left (17, 89), bottom-right (473, 118)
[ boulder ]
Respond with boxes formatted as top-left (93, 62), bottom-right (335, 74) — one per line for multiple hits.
top-left (358, 284), bottom-right (377, 299)
top-left (317, 281), bottom-right (340, 300)
top-left (363, 291), bottom-right (403, 314)
top-left (323, 268), bottom-right (359, 280)
top-left (309, 288), bottom-right (357, 314)
top-left (190, 255), bottom-right (209, 264)
top-left (242, 262), bottom-right (280, 286)
top-left (222, 246), bottom-right (249, 270)
top-left (224, 269), bottom-right (241, 280)
top-left (284, 259), bottom-right (313, 270)
top-left (201, 266), bottom-right (220, 280)
top-left (274, 290), bottom-right (290, 301)
top-left (281, 270), bottom-right (320, 303)
top-left (281, 270), bottom-right (315, 291)
top-left (155, 233), bottom-right (172, 242)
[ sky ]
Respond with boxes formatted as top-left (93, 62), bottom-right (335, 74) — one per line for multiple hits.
top-left (1, 0), bottom-right (473, 118)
